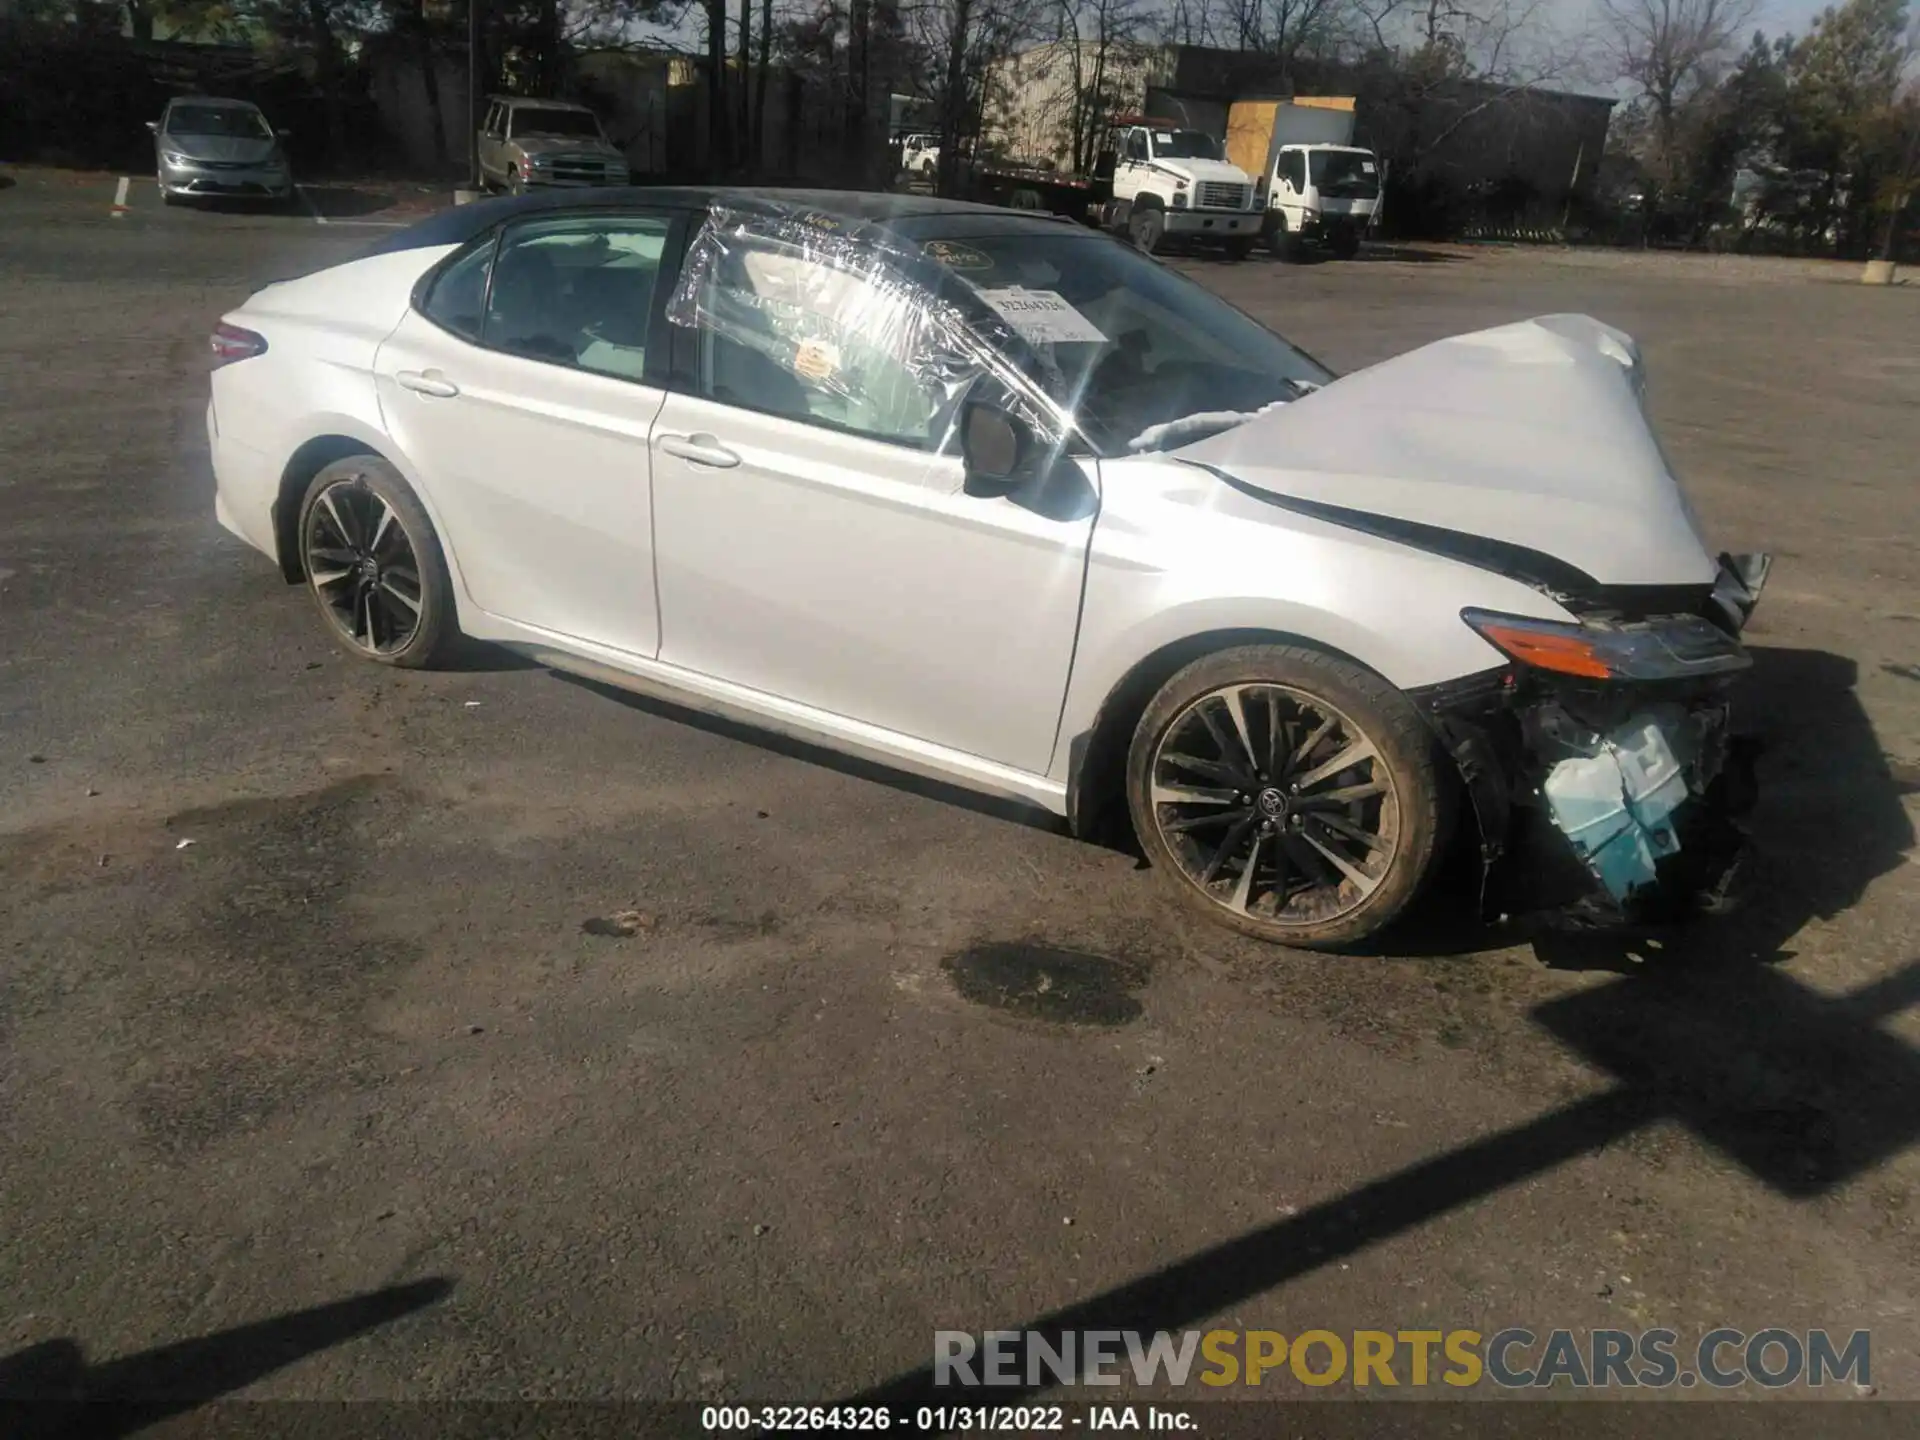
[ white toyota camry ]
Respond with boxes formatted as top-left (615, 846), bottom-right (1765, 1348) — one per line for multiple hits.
top-left (207, 188), bottom-right (1770, 949)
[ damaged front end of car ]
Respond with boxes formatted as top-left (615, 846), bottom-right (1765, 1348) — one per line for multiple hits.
top-left (1416, 552), bottom-right (1771, 929)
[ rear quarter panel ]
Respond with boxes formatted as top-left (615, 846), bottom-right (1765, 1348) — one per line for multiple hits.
top-left (215, 246), bottom-right (454, 464)
top-left (211, 244), bottom-right (457, 571)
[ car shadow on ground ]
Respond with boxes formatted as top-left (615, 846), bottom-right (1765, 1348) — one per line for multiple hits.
top-left (558, 643), bottom-right (1910, 966)
top-left (0, 1278), bottom-right (451, 1437)
top-left (831, 954), bottom-right (1920, 1412)
top-left (555, 673), bottom-right (1073, 834)
top-left (441, 637), bottom-right (542, 673)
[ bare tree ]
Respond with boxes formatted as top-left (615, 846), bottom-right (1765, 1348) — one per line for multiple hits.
top-left (704, 0), bottom-right (731, 170)
top-left (1600, 0), bottom-right (1759, 191)
top-left (1160, 0), bottom-right (1217, 45)
top-left (912, 0), bottom-right (1030, 192)
top-left (1051, 0), bottom-right (1147, 174)
top-left (1217, 0), bottom-right (1350, 71)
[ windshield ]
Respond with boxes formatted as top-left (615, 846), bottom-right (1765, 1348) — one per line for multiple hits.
top-left (1150, 130), bottom-right (1222, 161)
top-left (510, 108), bottom-right (603, 140)
top-left (166, 105), bottom-right (271, 140)
top-left (920, 230), bottom-right (1333, 455)
top-left (1309, 149), bottom-right (1381, 199)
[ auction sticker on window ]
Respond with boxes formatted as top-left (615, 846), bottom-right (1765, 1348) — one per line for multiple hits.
top-left (977, 287), bottom-right (1107, 344)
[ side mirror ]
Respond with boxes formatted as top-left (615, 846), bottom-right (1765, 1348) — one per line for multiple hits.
top-left (146, 120), bottom-right (159, 133)
top-left (960, 399), bottom-right (1030, 497)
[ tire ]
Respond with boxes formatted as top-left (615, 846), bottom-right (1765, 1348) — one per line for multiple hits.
top-left (1124, 644), bottom-right (1450, 950)
top-left (1225, 237), bottom-right (1256, 261)
top-left (297, 456), bottom-right (457, 669)
top-left (1266, 216), bottom-right (1299, 261)
top-left (507, 166), bottom-right (526, 197)
top-left (1128, 205), bottom-right (1165, 254)
top-left (1330, 226), bottom-right (1361, 260)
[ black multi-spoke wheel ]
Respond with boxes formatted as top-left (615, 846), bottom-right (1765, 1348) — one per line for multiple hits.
top-left (298, 456), bottom-right (454, 668)
top-left (1127, 645), bottom-right (1448, 950)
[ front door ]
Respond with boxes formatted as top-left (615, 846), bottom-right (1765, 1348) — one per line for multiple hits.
top-left (647, 225), bottom-right (1095, 776)
top-left (373, 208), bottom-right (683, 658)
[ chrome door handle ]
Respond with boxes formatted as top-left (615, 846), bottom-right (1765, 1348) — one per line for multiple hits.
top-left (658, 433), bottom-right (741, 468)
top-left (396, 369), bottom-right (459, 398)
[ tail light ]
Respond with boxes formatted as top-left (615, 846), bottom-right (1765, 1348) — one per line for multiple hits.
top-left (210, 322), bottom-right (267, 366)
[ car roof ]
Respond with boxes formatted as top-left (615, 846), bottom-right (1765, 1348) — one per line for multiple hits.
top-left (166, 95), bottom-right (262, 110)
top-left (360, 186), bottom-right (1083, 259)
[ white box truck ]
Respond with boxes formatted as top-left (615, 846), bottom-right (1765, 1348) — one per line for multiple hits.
top-left (1225, 97), bottom-right (1383, 259)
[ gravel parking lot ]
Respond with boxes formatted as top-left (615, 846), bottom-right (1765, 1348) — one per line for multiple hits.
top-left (2, 169), bottom-right (1917, 1419)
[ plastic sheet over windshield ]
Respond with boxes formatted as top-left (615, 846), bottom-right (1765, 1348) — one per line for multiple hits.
top-left (914, 230), bottom-right (1334, 455)
top-left (666, 203), bottom-right (1061, 451)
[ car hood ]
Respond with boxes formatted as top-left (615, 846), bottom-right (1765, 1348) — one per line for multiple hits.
top-left (1173, 314), bottom-right (1718, 589)
top-left (164, 134), bottom-right (277, 164)
top-left (514, 134), bottom-right (620, 157)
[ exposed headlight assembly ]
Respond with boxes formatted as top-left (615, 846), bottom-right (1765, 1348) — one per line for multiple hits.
top-left (1462, 609), bottom-right (1751, 682)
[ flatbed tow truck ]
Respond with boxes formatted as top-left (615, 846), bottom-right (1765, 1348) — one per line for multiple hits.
top-left (960, 115), bottom-right (1263, 256)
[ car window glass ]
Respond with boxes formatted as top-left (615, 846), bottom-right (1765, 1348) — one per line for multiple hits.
top-left (1125, 131), bottom-right (1148, 162)
top-left (508, 108), bottom-right (602, 140)
top-left (420, 239), bottom-right (496, 341)
top-left (694, 242), bottom-right (945, 448)
top-left (166, 105), bottom-right (271, 139)
top-left (480, 214), bottom-right (670, 381)
top-left (921, 229), bottom-right (1332, 455)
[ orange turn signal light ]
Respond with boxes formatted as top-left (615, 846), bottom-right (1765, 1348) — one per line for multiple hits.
top-left (1470, 621), bottom-right (1615, 679)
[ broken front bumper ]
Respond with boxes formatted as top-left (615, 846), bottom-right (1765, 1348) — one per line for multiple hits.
top-left (1418, 552), bottom-right (1770, 929)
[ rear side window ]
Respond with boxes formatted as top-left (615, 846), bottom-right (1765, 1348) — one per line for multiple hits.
top-left (419, 238), bottom-right (498, 342)
top-left (480, 213), bottom-right (674, 382)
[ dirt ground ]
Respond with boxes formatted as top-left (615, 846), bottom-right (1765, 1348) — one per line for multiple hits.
top-left (1, 174), bottom-right (1917, 1423)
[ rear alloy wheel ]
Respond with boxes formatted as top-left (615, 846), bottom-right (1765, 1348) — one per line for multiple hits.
top-left (298, 456), bottom-right (455, 668)
top-left (1128, 206), bottom-right (1165, 254)
top-left (1126, 645), bottom-right (1448, 950)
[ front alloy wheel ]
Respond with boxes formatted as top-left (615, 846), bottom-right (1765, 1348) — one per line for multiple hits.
top-left (298, 457), bottom-right (454, 668)
top-left (1127, 645), bottom-right (1446, 949)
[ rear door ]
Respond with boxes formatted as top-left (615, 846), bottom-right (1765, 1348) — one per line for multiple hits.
top-left (374, 206), bottom-right (688, 657)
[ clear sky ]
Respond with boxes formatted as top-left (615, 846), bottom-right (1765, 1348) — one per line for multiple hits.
top-left (1760, 0), bottom-right (1842, 35)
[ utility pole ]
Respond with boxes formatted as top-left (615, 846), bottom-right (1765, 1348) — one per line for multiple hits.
top-left (468, 0), bottom-right (481, 188)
